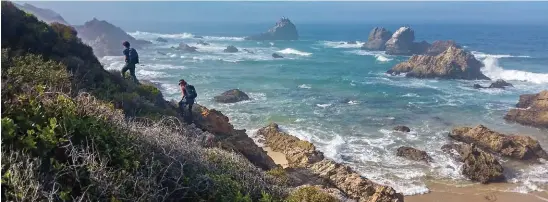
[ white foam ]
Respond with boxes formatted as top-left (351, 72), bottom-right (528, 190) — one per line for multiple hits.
top-left (316, 103), bottom-right (332, 108)
top-left (298, 84), bottom-right (312, 89)
top-left (348, 100), bottom-right (359, 105)
top-left (136, 70), bottom-right (167, 80)
top-left (203, 36), bottom-right (245, 41)
top-left (472, 51), bottom-right (531, 59)
top-left (269, 42), bottom-right (275, 46)
top-left (128, 31), bottom-right (194, 39)
top-left (322, 41), bottom-right (365, 48)
top-left (402, 93), bottom-right (420, 97)
top-left (376, 55), bottom-right (393, 62)
top-left (277, 48), bottom-right (312, 56)
top-left (480, 56), bottom-right (548, 84)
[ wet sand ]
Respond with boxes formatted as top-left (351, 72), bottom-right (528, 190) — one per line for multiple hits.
top-left (263, 146), bottom-right (548, 202)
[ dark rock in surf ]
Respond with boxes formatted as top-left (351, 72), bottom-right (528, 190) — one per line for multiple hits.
top-left (441, 143), bottom-right (505, 184)
top-left (396, 146), bottom-right (432, 162)
top-left (214, 89), bottom-right (250, 103)
top-left (177, 42), bottom-right (198, 52)
top-left (243, 49), bottom-right (254, 54)
top-left (223, 45), bottom-right (239, 53)
top-left (272, 53), bottom-right (284, 58)
top-left (194, 35), bottom-right (204, 39)
top-left (393, 126), bottom-right (411, 133)
top-left (488, 79), bottom-right (513, 88)
top-left (156, 37), bottom-right (168, 43)
top-left (361, 27), bottom-right (392, 51)
top-left (197, 40), bottom-right (210, 46)
top-left (245, 17), bottom-right (299, 40)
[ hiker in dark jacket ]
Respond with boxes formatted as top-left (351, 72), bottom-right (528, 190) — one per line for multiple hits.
top-left (178, 79), bottom-right (197, 121)
top-left (122, 41), bottom-right (139, 83)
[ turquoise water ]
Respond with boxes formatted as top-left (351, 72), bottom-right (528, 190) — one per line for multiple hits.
top-left (101, 23), bottom-right (548, 195)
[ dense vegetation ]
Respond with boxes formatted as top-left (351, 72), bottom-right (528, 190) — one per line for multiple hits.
top-left (0, 2), bottom-right (304, 201)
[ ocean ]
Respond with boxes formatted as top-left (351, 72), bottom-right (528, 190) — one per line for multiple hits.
top-left (100, 23), bottom-right (548, 195)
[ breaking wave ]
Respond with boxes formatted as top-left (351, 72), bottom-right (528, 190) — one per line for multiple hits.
top-left (480, 57), bottom-right (548, 84)
top-left (277, 48), bottom-right (312, 56)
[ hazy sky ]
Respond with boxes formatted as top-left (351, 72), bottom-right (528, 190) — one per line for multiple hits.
top-left (20, 1), bottom-right (548, 26)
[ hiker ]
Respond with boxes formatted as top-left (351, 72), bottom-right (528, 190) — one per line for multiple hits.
top-left (178, 79), bottom-right (197, 121)
top-left (121, 41), bottom-right (140, 83)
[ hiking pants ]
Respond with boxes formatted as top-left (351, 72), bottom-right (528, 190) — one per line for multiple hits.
top-left (179, 98), bottom-right (194, 117)
top-left (121, 62), bottom-right (138, 83)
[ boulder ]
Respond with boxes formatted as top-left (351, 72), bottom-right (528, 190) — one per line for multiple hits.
top-left (155, 37), bottom-right (168, 43)
top-left (177, 42), bottom-right (198, 52)
top-left (387, 46), bottom-right (490, 80)
top-left (213, 89), bottom-right (250, 103)
top-left (473, 84), bottom-right (484, 89)
top-left (223, 45), bottom-right (239, 53)
top-left (449, 125), bottom-right (548, 160)
top-left (190, 105), bottom-right (277, 170)
top-left (441, 143), bottom-right (505, 183)
top-left (505, 90), bottom-right (548, 128)
top-left (393, 125), bottom-right (411, 133)
top-left (384, 26), bottom-right (416, 55)
top-left (361, 27), bottom-right (393, 51)
top-left (197, 40), bottom-right (210, 46)
top-left (74, 18), bottom-right (152, 58)
top-left (488, 79), bottom-right (513, 88)
top-left (256, 123), bottom-right (404, 202)
top-left (425, 40), bottom-right (461, 56)
top-left (396, 146), bottom-right (432, 162)
top-left (245, 17), bottom-right (299, 40)
top-left (272, 53), bottom-right (284, 58)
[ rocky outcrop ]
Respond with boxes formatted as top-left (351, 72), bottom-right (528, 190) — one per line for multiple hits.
top-left (197, 40), bottom-right (209, 46)
top-left (74, 18), bottom-right (151, 57)
top-left (257, 123), bottom-right (404, 202)
top-left (245, 17), bottom-right (299, 41)
top-left (387, 46), bottom-right (490, 80)
top-left (473, 79), bottom-right (513, 89)
top-left (223, 45), bottom-right (239, 53)
top-left (15, 3), bottom-right (68, 25)
top-left (424, 40), bottom-right (460, 56)
top-left (393, 126), bottom-right (411, 133)
top-left (214, 89), bottom-right (250, 103)
top-left (272, 53), bottom-right (284, 58)
top-left (190, 105), bottom-right (277, 170)
top-left (441, 143), bottom-right (505, 183)
top-left (361, 27), bottom-right (392, 51)
top-left (450, 125), bottom-right (548, 160)
top-left (156, 37), bottom-right (168, 43)
top-left (177, 42), bottom-right (198, 52)
top-left (505, 91), bottom-right (548, 128)
top-left (396, 146), bottom-right (432, 162)
top-left (385, 27), bottom-right (416, 55)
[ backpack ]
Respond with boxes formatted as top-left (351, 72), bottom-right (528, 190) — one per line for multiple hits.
top-left (186, 85), bottom-right (197, 99)
top-left (128, 48), bottom-right (139, 64)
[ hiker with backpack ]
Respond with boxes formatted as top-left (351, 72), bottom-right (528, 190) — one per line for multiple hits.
top-left (122, 41), bottom-right (140, 84)
top-left (178, 79), bottom-right (197, 122)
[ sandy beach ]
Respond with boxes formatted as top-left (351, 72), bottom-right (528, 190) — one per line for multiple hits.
top-left (263, 147), bottom-right (548, 202)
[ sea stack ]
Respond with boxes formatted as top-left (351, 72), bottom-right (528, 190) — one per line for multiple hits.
top-left (384, 26), bottom-right (417, 55)
top-left (361, 27), bottom-right (392, 51)
top-left (387, 46), bottom-right (490, 80)
top-left (245, 17), bottom-right (299, 40)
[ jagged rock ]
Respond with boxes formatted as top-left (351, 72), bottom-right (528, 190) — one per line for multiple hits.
top-left (15, 3), bottom-right (68, 25)
top-left (214, 89), bottom-right (250, 103)
top-left (245, 17), bottom-right (299, 40)
top-left (257, 123), bottom-right (404, 202)
top-left (177, 42), bottom-right (198, 52)
top-left (393, 126), bottom-right (410, 133)
top-left (156, 37), bottom-right (168, 43)
top-left (272, 53), bottom-right (284, 58)
top-left (223, 45), bottom-right (239, 53)
top-left (74, 18), bottom-right (151, 57)
top-left (361, 27), bottom-right (393, 51)
top-left (425, 40), bottom-right (461, 56)
top-left (191, 105), bottom-right (277, 170)
top-left (385, 26), bottom-right (416, 55)
top-left (387, 46), bottom-right (490, 80)
top-left (505, 91), bottom-right (548, 128)
top-left (441, 143), bottom-right (505, 183)
top-left (396, 146), bottom-right (432, 162)
top-left (488, 79), bottom-right (513, 88)
top-left (197, 40), bottom-right (209, 46)
top-left (450, 125), bottom-right (548, 160)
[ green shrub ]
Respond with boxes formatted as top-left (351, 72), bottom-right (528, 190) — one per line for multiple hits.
top-left (267, 167), bottom-right (290, 186)
top-left (287, 186), bottom-right (338, 202)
